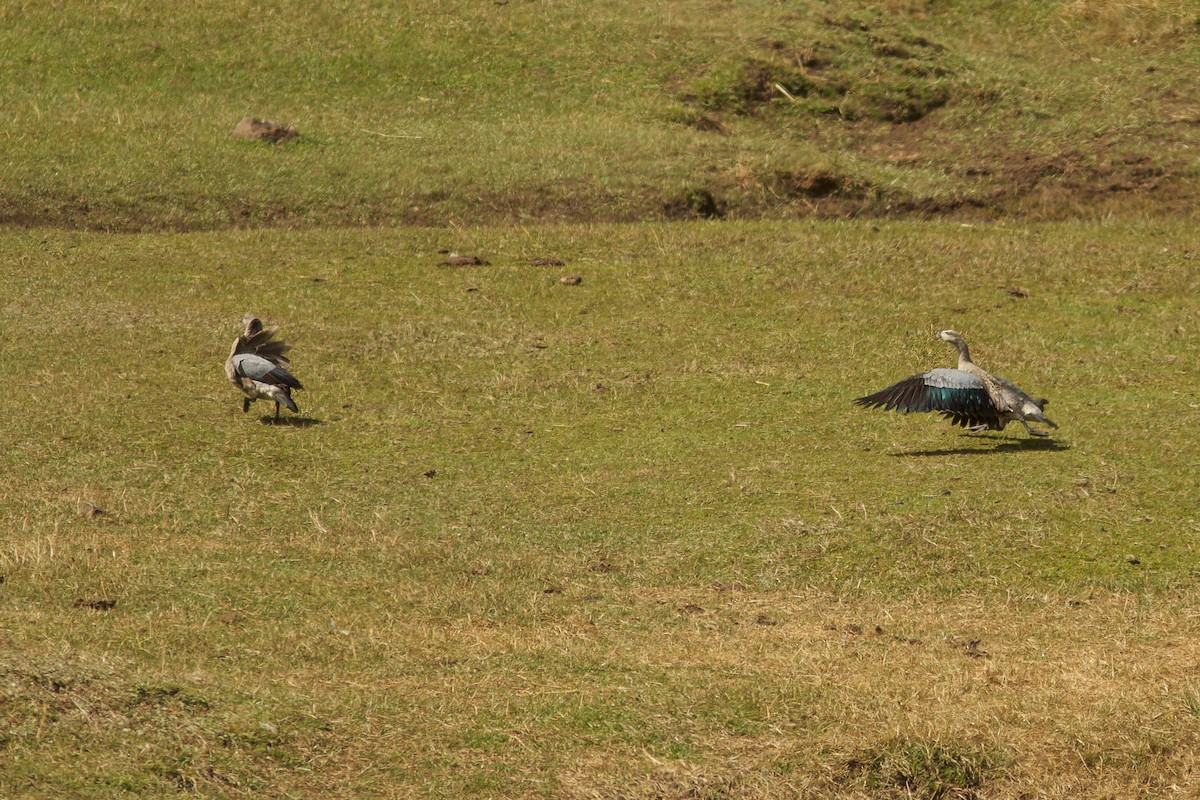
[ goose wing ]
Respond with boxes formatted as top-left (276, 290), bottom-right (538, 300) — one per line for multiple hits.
top-left (233, 323), bottom-right (293, 366)
top-left (230, 353), bottom-right (303, 390)
top-left (855, 368), bottom-right (1000, 428)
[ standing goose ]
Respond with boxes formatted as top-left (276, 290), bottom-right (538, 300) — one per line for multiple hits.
top-left (225, 315), bottom-right (304, 421)
top-left (855, 330), bottom-right (1057, 437)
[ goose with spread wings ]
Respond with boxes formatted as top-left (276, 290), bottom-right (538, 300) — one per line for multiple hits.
top-left (225, 315), bottom-right (304, 420)
top-left (855, 330), bottom-right (1057, 437)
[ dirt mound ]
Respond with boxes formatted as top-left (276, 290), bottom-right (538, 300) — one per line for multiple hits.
top-left (684, 13), bottom-right (954, 124)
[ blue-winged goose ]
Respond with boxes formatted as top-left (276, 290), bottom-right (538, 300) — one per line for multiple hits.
top-left (225, 315), bottom-right (304, 420)
top-left (855, 329), bottom-right (1057, 437)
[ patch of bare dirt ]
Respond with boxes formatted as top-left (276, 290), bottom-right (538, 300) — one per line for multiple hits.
top-left (662, 187), bottom-right (726, 220)
top-left (439, 254), bottom-right (488, 267)
top-left (940, 150), bottom-right (1193, 220)
top-left (773, 168), bottom-right (861, 199)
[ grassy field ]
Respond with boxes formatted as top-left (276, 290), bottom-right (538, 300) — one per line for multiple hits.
top-left (2, 221), bottom-right (1199, 797)
top-left (2, 0), bottom-right (1199, 228)
top-left (4, 0), bottom-right (1200, 797)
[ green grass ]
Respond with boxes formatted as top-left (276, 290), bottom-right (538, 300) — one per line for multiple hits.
top-left (2, 1), bottom-right (1198, 228)
top-left (5, 221), bottom-right (1198, 597)
top-left (2, 220), bottom-right (1200, 796)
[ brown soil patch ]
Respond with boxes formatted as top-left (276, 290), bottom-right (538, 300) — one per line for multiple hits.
top-left (662, 188), bottom-right (727, 220)
top-left (773, 168), bottom-right (860, 199)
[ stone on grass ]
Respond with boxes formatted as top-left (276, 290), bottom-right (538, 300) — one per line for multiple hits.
top-left (231, 117), bottom-right (298, 144)
top-left (78, 500), bottom-right (105, 518)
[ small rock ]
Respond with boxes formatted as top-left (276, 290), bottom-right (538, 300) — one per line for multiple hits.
top-left (680, 603), bottom-right (705, 614)
top-left (469, 565), bottom-right (491, 576)
top-left (530, 257), bottom-right (565, 267)
top-left (78, 500), bottom-right (105, 519)
top-left (231, 116), bottom-right (298, 144)
top-left (559, 274), bottom-right (583, 285)
top-left (587, 559), bottom-right (616, 573)
top-left (422, 469), bottom-right (437, 479)
top-left (218, 612), bottom-right (244, 625)
top-left (1126, 555), bottom-right (1141, 565)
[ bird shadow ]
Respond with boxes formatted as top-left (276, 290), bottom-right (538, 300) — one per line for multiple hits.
top-left (892, 436), bottom-right (1069, 457)
top-left (258, 416), bottom-right (323, 428)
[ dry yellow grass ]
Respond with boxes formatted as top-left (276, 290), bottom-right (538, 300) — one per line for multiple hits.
top-left (519, 588), bottom-right (1200, 798)
top-left (10, 587), bottom-right (1200, 797)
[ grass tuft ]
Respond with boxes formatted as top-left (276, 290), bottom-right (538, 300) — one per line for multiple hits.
top-left (848, 737), bottom-right (1005, 798)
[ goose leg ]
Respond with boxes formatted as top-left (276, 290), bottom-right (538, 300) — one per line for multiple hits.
top-left (1019, 419), bottom-right (1050, 437)
top-left (274, 401), bottom-right (281, 421)
top-left (242, 398), bottom-right (252, 413)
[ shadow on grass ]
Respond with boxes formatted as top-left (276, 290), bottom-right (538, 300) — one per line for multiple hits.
top-left (893, 437), bottom-right (1069, 457)
top-left (258, 416), bottom-right (323, 428)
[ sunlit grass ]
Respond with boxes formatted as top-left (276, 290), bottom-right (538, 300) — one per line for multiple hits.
top-left (1, 1), bottom-right (1197, 228)
top-left (1, 220), bottom-right (1199, 796)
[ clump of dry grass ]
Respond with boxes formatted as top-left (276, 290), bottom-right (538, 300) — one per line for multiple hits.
top-left (845, 736), bottom-right (1003, 798)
